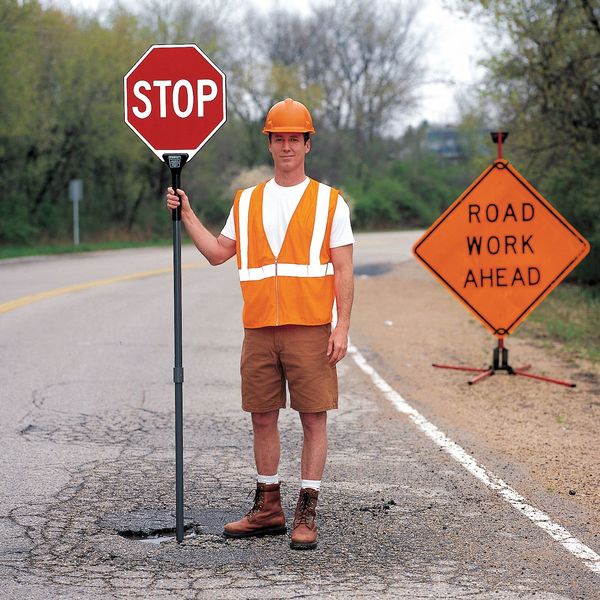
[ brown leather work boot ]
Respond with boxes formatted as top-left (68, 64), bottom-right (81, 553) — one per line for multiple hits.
top-left (290, 487), bottom-right (319, 550)
top-left (223, 483), bottom-right (286, 538)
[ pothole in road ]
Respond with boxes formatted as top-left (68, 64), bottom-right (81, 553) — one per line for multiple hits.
top-left (97, 507), bottom-right (245, 545)
top-left (98, 508), bottom-right (199, 542)
top-left (128, 531), bottom-right (198, 545)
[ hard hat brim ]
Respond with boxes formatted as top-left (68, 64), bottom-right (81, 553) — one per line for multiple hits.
top-left (262, 126), bottom-right (316, 134)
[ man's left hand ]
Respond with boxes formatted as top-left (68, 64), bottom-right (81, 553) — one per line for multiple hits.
top-left (327, 326), bottom-right (348, 365)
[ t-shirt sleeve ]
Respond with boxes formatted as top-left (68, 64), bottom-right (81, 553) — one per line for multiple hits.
top-left (220, 205), bottom-right (236, 241)
top-left (330, 195), bottom-right (355, 248)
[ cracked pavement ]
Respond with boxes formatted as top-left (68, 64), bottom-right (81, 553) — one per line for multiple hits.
top-left (1, 238), bottom-right (598, 599)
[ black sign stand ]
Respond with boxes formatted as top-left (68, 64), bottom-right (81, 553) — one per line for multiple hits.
top-left (431, 133), bottom-right (576, 388)
top-left (163, 153), bottom-right (189, 542)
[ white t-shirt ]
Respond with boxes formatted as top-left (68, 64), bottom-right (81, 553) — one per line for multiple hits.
top-left (221, 177), bottom-right (354, 256)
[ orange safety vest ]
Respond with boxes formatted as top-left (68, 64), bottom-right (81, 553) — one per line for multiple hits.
top-left (233, 178), bottom-right (338, 328)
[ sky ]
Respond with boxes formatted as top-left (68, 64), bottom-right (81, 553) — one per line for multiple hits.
top-left (412, 0), bottom-right (487, 126)
top-left (53, 0), bottom-right (488, 129)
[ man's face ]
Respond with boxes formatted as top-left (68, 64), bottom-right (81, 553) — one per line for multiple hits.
top-left (268, 132), bottom-right (310, 173)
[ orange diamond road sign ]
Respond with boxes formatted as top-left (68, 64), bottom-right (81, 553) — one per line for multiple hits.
top-left (413, 159), bottom-right (590, 337)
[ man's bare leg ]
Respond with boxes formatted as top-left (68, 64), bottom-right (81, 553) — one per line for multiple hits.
top-left (223, 409), bottom-right (285, 538)
top-left (252, 410), bottom-right (281, 475)
top-left (299, 411), bottom-right (328, 480)
top-left (291, 411), bottom-right (327, 549)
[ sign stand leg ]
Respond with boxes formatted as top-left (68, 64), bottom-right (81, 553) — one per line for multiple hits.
top-left (433, 337), bottom-right (576, 388)
top-left (164, 153), bottom-right (189, 543)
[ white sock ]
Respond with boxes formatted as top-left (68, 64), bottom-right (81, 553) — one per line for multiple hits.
top-left (301, 479), bottom-right (321, 491)
top-left (257, 473), bottom-right (279, 485)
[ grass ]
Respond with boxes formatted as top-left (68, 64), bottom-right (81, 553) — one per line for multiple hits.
top-left (0, 238), bottom-right (177, 260)
top-left (519, 283), bottom-right (600, 363)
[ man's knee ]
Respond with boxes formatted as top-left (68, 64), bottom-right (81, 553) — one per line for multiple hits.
top-left (251, 410), bottom-right (279, 430)
top-left (300, 411), bottom-right (327, 434)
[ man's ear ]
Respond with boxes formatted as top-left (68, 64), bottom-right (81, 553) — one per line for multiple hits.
top-left (305, 139), bottom-right (311, 154)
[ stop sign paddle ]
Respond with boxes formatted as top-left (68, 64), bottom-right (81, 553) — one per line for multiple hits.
top-left (124, 44), bottom-right (227, 543)
top-left (124, 44), bottom-right (226, 160)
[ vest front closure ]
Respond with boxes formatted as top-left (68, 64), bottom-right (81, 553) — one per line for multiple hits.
top-left (274, 256), bottom-right (279, 326)
top-left (263, 181), bottom-right (314, 327)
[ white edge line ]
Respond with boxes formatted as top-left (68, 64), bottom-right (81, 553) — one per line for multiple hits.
top-left (347, 342), bottom-right (600, 575)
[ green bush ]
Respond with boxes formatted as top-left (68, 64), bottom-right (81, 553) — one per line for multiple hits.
top-left (346, 153), bottom-right (471, 230)
top-left (0, 201), bottom-right (40, 245)
top-left (542, 153), bottom-right (599, 285)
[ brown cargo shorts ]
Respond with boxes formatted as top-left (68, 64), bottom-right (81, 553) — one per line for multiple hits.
top-left (240, 324), bottom-right (338, 413)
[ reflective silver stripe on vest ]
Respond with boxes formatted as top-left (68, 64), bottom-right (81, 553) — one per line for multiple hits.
top-left (310, 182), bottom-right (332, 265)
top-left (237, 182), bottom-right (333, 282)
top-left (239, 262), bottom-right (334, 282)
top-left (238, 185), bottom-right (255, 272)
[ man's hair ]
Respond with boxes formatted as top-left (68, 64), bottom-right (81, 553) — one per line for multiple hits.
top-left (268, 132), bottom-right (311, 144)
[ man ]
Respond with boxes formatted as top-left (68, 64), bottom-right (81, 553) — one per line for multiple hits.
top-left (166, 98), bottom-right (354, 550)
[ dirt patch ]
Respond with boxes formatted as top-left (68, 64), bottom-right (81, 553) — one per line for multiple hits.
top-left (351, 260), bottom-right (600, 528)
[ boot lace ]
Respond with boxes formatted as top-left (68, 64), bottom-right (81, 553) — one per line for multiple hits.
top-left (245, 487), bottom-right (264, 517)
top-left (295, 490), bottom-right (315, 526)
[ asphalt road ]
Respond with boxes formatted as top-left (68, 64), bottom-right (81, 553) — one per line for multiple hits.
top-left (0, 232), bottom-right (598, 599)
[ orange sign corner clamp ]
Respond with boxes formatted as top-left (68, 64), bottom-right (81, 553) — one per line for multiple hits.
top-left (413, 160), bottom-right (590, 337)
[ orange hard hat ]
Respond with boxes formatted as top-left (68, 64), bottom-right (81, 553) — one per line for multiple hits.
top-left (262, 98), bottom-right (316, 134)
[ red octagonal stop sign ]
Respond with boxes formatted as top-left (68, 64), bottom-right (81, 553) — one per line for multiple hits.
top-left (124, 44), bottom-right (226, 161)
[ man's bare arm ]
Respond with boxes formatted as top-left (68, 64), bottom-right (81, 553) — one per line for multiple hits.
top-left (327, 244), bottom-right (354, 364)
top-left (166, 187), bottom-right (236, 265)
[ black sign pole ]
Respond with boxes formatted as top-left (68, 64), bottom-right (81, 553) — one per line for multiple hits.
top-left (163, 152), bottom-right (189, 543)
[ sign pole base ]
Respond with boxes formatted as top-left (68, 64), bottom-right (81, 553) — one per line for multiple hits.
top-left (432, 338), bottom-right (576, 388)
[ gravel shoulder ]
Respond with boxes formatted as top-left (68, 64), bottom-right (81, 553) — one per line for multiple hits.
top-left (350, 259), bottom-right (600, 535)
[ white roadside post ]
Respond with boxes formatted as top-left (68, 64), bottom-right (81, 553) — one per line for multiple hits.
top-left (69, 179), bottom-right (83, 246)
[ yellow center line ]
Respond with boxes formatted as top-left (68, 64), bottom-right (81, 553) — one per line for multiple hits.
top-left (0, 262), bottom-right (205, 315)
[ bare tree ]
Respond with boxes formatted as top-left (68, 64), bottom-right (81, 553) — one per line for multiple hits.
top-left (306, 0), bottom-right (424, 143)
top-left (134, 0), bottom-right (233, 57)
top-left (229, 0), bottom-right (425, 145)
